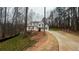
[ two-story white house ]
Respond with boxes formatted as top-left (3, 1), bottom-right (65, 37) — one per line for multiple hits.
top-left (27, 21), bottom-right (49, 31)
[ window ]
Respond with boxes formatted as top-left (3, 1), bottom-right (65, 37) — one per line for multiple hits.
top-left (32, 27), bottom-right (34, 29)
top-left (29, 27), bottom-right (30, 29)
top-left (42, 24), bottom-right (43, 26)
top-left (39, 24), bottom-right (41, 26)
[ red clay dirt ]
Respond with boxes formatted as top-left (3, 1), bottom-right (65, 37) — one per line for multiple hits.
top-left (25, 31), bottom-right (59, 51)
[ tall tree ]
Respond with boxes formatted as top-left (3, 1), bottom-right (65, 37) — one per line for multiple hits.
top-left (44, 7), bottom-right (46, 34)
top-left (77, 7), bottom-right (79, 30)
top-left (15, 7), bottom-right (18, 33)
top-left (56, 7), bottom-right (63, 28)
top-left (49, 11), bottom-right (53, 27)
top-left (24, 7), bottom-right (28, 36)
top-left (0, 8), bottom-right (3, 38)
top-left (72, 7), bottom-right (77, 31)
top-left (2, 7), bottom-right (7, 38)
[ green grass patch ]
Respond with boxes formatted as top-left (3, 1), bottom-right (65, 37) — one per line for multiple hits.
top-left (0, 34), bottom-right (36, 51)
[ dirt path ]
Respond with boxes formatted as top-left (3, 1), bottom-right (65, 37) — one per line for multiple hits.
top-left (26, 32), bottom-right (59, 51)
top-left (49, 31), bottom-right (79, 51)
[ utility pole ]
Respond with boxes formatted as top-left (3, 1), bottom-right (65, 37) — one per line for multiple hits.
top-left (44, 7), bottom-right (46, 34)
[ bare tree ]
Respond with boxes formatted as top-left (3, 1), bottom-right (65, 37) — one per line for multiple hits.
top-left (0, 8), bottom-right (3, 38)
top-left (24, 7), bottom-right (28, 36)
top-left (44, 7), bottom-right (46, 34)
top-left (15, 7), bottom-right (18, 33)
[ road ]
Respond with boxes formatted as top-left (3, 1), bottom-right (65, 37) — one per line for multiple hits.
top-left (48, 31), bottom-right (79, 51)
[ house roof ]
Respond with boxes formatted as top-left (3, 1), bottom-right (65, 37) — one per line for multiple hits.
top-left (31, 21), bottom-right (41, 23)
top-left (27, 20), bottom-right (49, 26)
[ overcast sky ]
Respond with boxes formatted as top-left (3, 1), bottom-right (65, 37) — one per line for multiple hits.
top-left (8, 7), bottom-right (56, 22)
top-left (29, 7), bottom-right (56, 21)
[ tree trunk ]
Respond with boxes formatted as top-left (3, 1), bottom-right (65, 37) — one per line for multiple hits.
top-left (24, 7), bottom-right (28, 36)
top-left (0, 8), bottom-right (2, 38)
top-left (44, 7), bottom-right (46, 34)
top-left (2, 7), bottom-right (7, 38)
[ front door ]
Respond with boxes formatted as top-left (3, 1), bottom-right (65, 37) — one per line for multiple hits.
top-left (38, 28), bottom-right (41, 32)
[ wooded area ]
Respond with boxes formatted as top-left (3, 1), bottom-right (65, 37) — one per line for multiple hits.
top-left (0, 7), bottom-right (79, 40)
top-left (0, 7), bottom-right (28, 40)
top-left (48, 7), bottom-right (79, 32)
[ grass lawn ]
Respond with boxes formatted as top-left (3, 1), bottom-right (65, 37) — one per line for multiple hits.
top-left (0, 34), bottom-right (36, 51)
